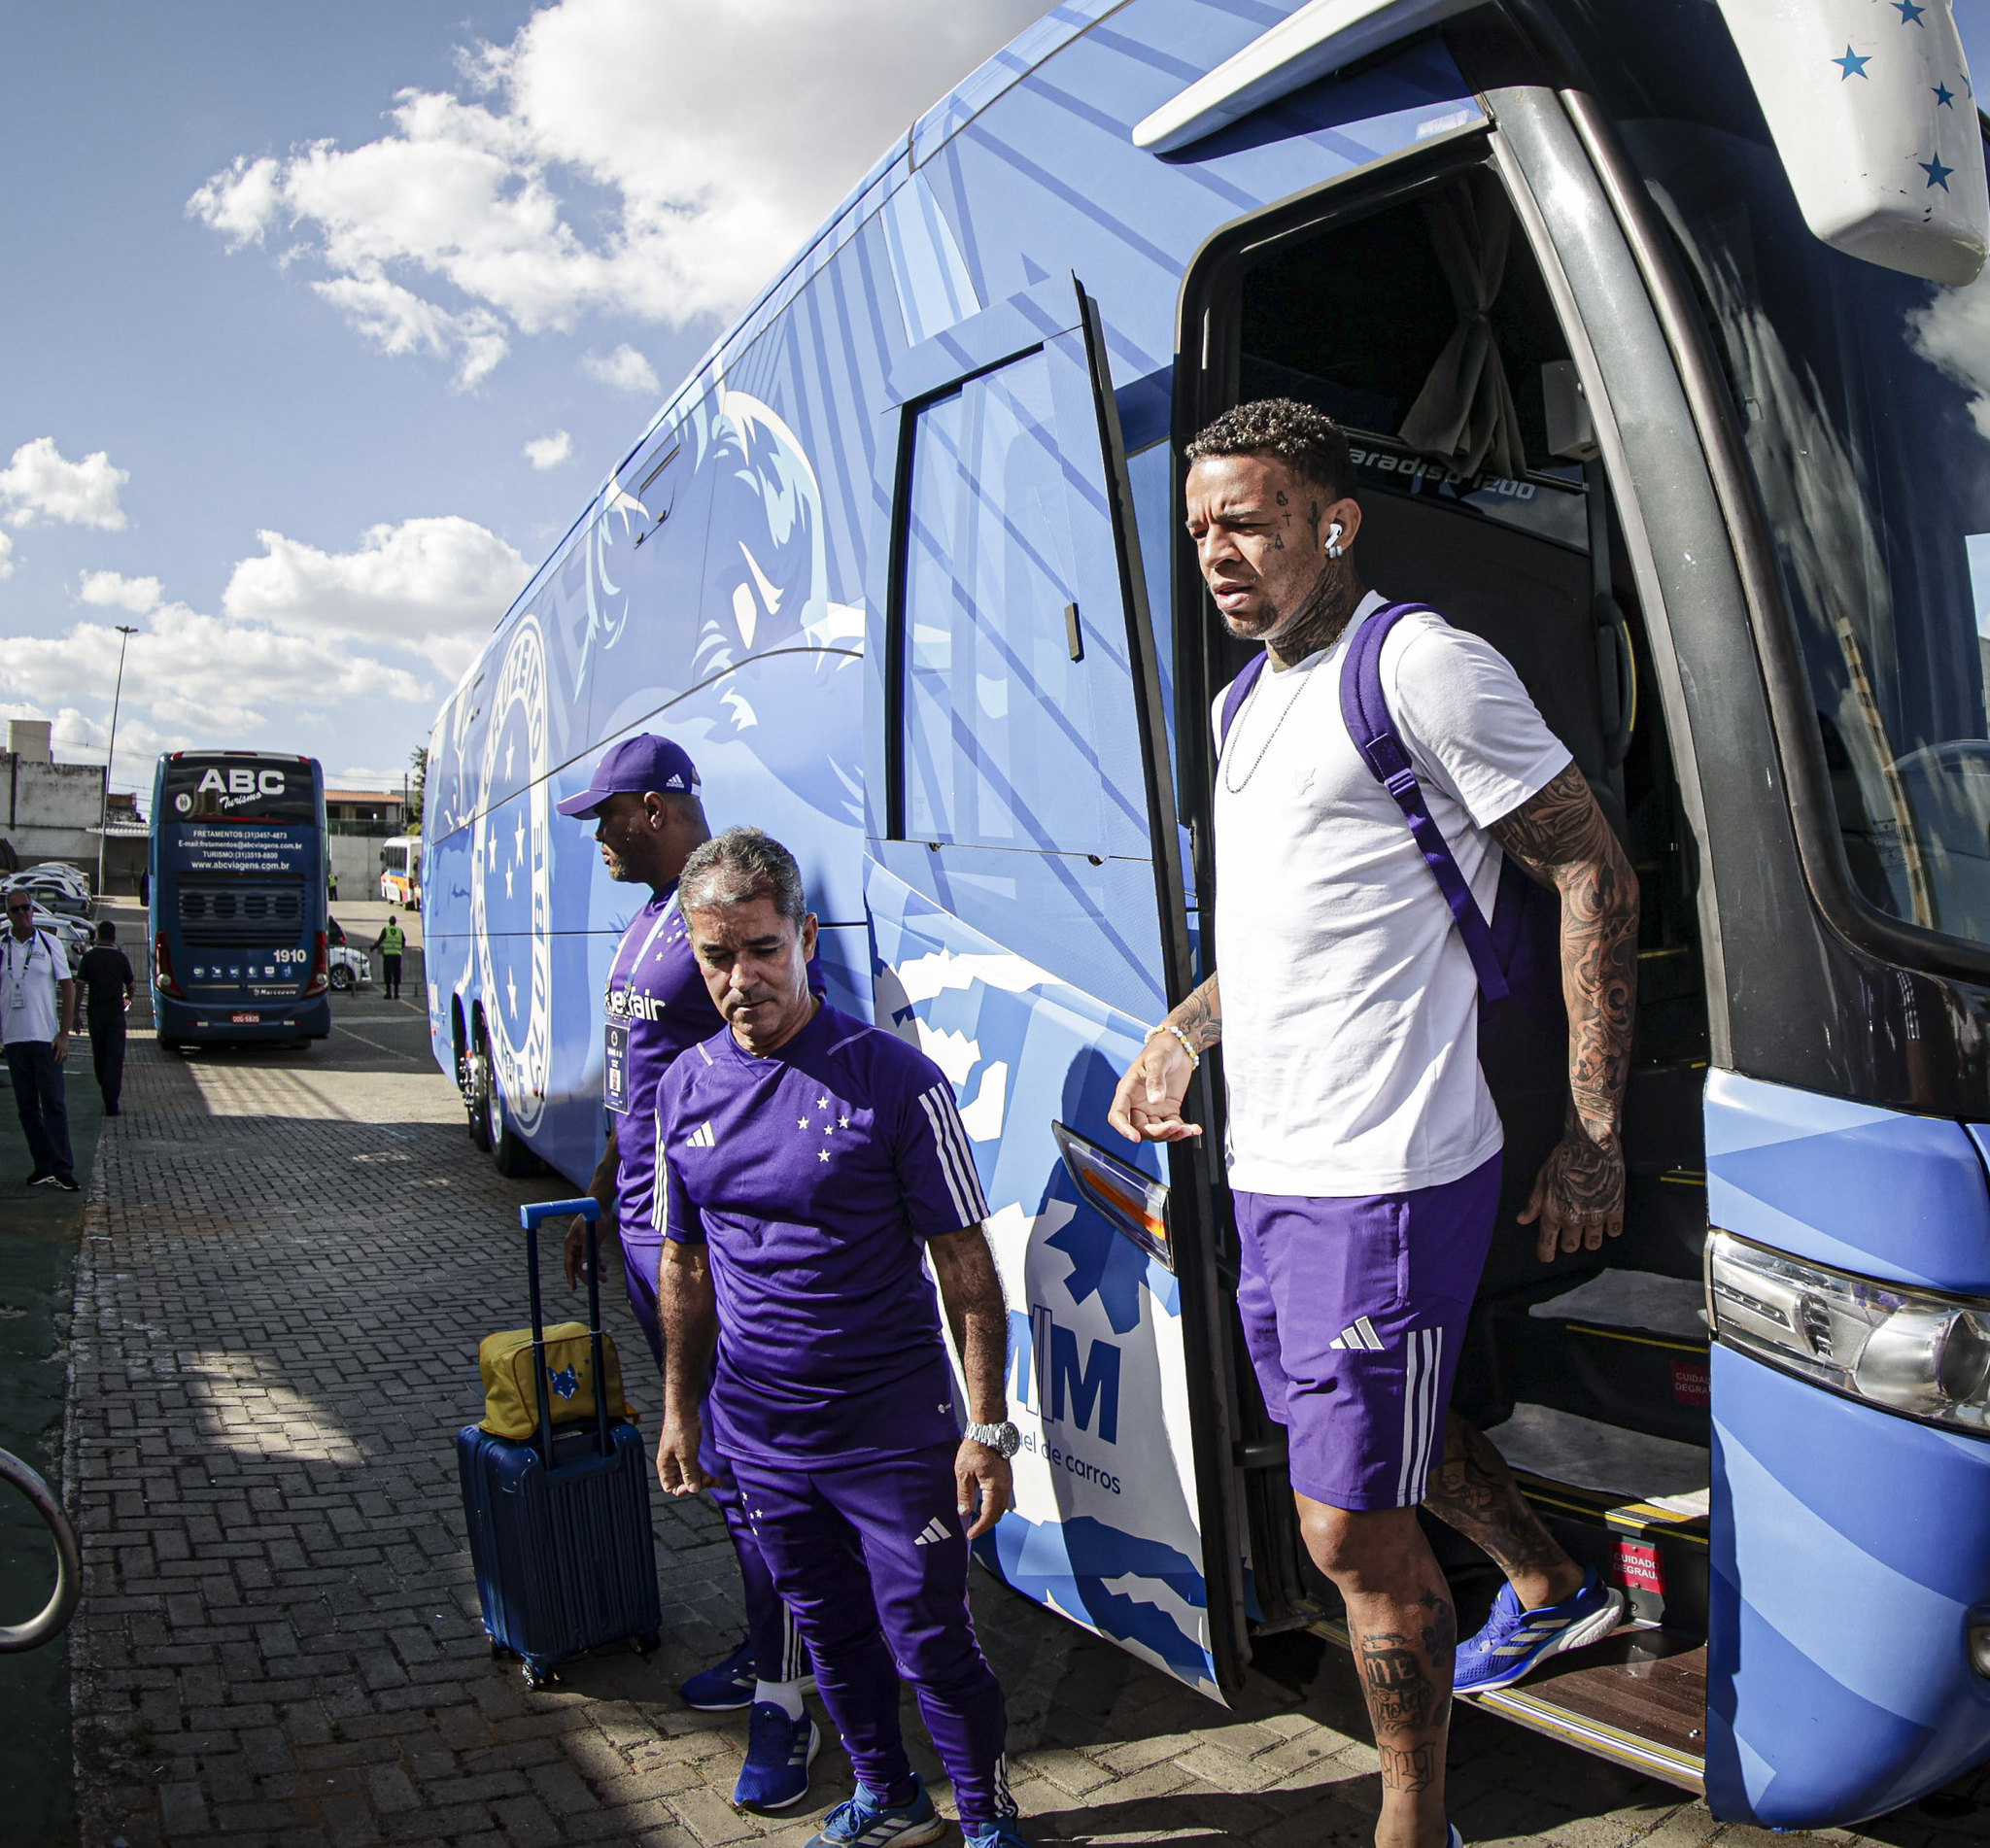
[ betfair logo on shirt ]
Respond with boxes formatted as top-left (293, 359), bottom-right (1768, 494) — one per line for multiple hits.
top-left (608, 991), bottom-right (668, 1022)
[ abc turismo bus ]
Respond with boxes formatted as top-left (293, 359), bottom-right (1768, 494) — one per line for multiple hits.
top-left (149, 752), bottom-right (330, 1048)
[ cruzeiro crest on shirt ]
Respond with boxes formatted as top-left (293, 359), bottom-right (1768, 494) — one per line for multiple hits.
top-left (470, 615), bottom-right (554, 1136)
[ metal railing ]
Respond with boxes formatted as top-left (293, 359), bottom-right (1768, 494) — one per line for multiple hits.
top-left (0, 1450), bottom-right (80, 1653)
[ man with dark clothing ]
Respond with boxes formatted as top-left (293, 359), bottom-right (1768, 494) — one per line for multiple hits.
top-left (1, 890), bottom-right (78, 1189)
top-left (76, 920), bottom-right (134, 1116)
top-left (375, 914), bottom-right (406, 999)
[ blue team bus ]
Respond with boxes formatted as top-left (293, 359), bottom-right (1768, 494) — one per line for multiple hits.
top-left (419, 0), bottom-right (1990, 1824)
top-left (149, 751), bottom-right (331, 1048)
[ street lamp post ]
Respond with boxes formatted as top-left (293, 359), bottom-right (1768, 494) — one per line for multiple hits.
top-left (96, 624), bottom-right (137, 900)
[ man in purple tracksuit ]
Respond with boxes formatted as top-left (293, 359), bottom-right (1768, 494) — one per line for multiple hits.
top-left (654, 827), bottom-right (1026, 1848)
top-left (556, 738), bottom-right (811, 1810)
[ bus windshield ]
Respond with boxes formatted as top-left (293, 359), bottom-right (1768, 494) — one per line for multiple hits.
top-left (1628, 114), bottom-right (1990, 947)
top-left (162, 757), bottom-right (317, 826)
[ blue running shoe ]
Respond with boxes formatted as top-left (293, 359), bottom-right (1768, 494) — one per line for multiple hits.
top-left (679, 1635), bottom-right (755, 1711)
top-left (734, 1702), bottom-right (819, 1811)
top-left (964, 1821), bottom-right (1031, 1848)
top-left (1454, 1568), bottom-right (1626, 1694)
top-left (805, 1773), bottom-right (945, 1848)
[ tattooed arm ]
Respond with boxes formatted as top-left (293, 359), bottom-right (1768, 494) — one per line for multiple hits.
top-left (1108, 973), bottom-right (1218, 1143)
top-left (1489, 763), bottom-right (1639, 1259)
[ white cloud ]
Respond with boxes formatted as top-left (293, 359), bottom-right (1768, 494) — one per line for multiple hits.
top-left (0, 437), bottom-right (129, 530)
top-left (524, 428), bottom-right (572, 469)
top-left (187, 0), bottom-right (1052, 379)
top-left (0, 532), bottom-right (13, 581)
top-left (222, 513), bottom-right (530, 675)
top-left (583, 344), bottom-right (657, 396)
top-left (312, 268), bottom-right (508, 389)
top-left (0, 605), bottom-right (431, 743)
top-left (78, 570), bottom-right (162, 613)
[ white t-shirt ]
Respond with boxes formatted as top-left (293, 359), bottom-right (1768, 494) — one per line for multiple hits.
top-left (1212, 593), bottom-right (1571, 1197)
top-left (0, 929), bottom-right (67, 1045)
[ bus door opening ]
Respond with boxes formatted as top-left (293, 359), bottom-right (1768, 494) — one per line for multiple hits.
top-left (1182, 154), bottom-right (1714, 1773)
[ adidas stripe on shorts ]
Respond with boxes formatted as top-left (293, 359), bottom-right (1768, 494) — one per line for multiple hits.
top-left (1232, 1151), bottom-right (1500, 1511)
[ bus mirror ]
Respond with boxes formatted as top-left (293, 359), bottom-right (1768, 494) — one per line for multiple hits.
top-left (1716, 0), bottom-right (1988, 287)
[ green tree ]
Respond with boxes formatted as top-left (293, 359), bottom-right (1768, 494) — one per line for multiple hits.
top-left (408, 744), bottom-right (428, 827)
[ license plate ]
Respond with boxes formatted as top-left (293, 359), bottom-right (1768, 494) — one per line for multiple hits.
top-left (230, 1011), bottom-right (261, 1024)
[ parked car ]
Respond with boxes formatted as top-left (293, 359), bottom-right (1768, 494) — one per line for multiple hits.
top-left (2, 869), bottom-right (91, 920)
top-left (326, 915), bottom-right (369, 993)
top-left (16, 903), bottom-right (92, 971)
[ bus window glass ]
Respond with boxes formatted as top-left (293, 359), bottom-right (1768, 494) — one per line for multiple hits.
top-left (1127, 439), bottom-right (1178, 789)
top-left (900, 352), bottom-right (1110, 851)
top-left (161, 758), bottom-right (316, 826)
top-left (1631, 117), bottom-right (1990, 946)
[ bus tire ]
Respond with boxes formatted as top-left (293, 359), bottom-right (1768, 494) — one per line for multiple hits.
top-left (493, 1123), bottom-right (541, 1178)
top-left (465, 1030), bottom-right (493, 1153)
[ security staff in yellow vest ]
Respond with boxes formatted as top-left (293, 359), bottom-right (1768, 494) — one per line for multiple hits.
top-left (374, 914), bottom-right (407, 1000)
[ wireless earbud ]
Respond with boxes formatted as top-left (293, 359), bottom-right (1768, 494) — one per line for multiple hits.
top-left (1326, 521), bottom-right (1346, 559)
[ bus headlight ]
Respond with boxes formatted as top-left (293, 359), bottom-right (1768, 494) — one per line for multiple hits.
top-left (1708, 1230), bottom-right (1990, 1434)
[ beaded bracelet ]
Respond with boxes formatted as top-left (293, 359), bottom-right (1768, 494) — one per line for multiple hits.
top-left (1147, 1021), bottom-right (1200, 1069)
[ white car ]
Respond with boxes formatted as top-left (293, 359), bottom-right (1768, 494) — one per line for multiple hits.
top-left (17, 904), bottom-right (92, 971)
top-left (326, 916), bottom-right (371, 993)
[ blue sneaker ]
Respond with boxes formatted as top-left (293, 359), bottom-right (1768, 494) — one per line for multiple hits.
top-left (1454, 1568), bottom-right (1626, 1694)
top-left (964, 1821), bottom-right (1031, 1848)
top-left (679, 1635), bottom-right (755, 1710)
top-left (734, 1702), bottom-right (819, 1811)
top-left (805, 1773), bottom-right (945, 1848)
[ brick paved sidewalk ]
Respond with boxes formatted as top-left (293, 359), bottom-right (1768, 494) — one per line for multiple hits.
top-left (62, 1041), bottom-right (1975, 1848)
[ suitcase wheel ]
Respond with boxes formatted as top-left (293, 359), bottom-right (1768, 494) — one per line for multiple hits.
top-left (631, 1634), bottom-right (659, 1660)
top-left (490, 1641), bottom-right (515, 1661)
top-left (522, 1661), bottom-right (559, 1690)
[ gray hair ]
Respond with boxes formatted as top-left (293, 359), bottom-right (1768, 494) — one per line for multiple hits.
top-left (678, 826), bottom-right (807, 927)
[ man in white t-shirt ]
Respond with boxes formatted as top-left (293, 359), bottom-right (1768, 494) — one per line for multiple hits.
top-left (1109, 400), bottom-right (1640, 1848)
top-left (1, 889), bottom-right (78, 1191)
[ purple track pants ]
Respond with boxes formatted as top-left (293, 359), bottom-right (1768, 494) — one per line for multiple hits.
top-left (623, 1236), bottom-right (806, 1683)
top-left (728, 1444), bottom-right (1014, 1827)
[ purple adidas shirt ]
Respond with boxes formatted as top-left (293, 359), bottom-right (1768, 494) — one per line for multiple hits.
top-left (657, 1001), bottom-right (989, 1467)
top-left (602, 888), bottom-right (721, 1243)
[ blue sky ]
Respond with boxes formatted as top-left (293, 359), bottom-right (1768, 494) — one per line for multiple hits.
top-left (2, 0), bottom-right (1988, 802)
top-left (0, 0), bottom-right (1050, 798)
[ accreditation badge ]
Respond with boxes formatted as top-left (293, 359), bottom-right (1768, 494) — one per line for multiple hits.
top-left (603, 1020), bottom-right (630, 1114)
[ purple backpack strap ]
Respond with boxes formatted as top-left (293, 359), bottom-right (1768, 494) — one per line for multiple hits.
top-left (1340, 602), bottom-right (1512, 1005)
top-left (1218, 651), bottom-right (1269, 749)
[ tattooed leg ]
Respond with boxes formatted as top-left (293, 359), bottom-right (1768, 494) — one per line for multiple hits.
top-left (1296, 1494), bottom-right (1455, 1848)
top-left (1424, 1411), bottom-right (1583, 1610)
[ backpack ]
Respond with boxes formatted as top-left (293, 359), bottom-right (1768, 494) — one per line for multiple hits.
top-left (1217, 600), bottom-right (1566, 1042)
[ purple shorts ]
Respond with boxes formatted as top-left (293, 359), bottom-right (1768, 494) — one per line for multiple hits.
top-left (1234, 1151), bottom-right (1499, 1511)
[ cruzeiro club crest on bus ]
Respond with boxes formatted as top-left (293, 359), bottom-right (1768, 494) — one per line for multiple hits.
top-left (471, 616), bottom-right (553, 1136)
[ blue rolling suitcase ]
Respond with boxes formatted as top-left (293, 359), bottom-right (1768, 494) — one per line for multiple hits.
top-left (458, 1197), bottom-right (662, 1685)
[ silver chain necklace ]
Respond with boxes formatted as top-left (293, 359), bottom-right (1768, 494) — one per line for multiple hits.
top-left (1222, 656), bottom-right (1317, 794)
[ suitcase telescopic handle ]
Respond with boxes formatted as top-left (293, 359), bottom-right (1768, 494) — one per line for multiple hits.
top-left (518, 1198), bottom-right (613, 1462)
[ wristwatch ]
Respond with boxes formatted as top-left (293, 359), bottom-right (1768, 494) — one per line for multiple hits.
top-left (965, 1420), bottom-right (1021, 1458)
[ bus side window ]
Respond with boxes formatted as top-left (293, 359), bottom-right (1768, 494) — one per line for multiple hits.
top-left (899, 350), bottom-right (1123, 855)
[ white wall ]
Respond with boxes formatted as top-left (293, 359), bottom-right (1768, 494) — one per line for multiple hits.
top-left (3, 752), bottom-right (105, 881)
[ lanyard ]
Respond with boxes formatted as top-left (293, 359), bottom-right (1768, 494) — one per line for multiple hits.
top-left (613, 893), bottom-right (678, 1005)
top-left (3, 932), bottom-right (43, 984)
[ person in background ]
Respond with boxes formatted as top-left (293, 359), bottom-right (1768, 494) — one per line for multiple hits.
top-left (656, 828), bottom-right (1025, 1848)
top-left (327, 870), bottom-right (339, 903)
top-left (374, 913), bottom-right (405, 1000)
top-left (75, 920), bottom-right (134, 1117)
top-left (555, 737), bottom-right (814, 1811)
top-left (1, 891), bottom-right (78, 1190)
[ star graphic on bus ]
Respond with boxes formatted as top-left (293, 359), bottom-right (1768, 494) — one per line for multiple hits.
top-left (1934, 82), bottom-right (1956, 107)
top-left (1922, 155), bottom-right (1954, 189)
top-left (1892, 0), bottom-right (1925, 22)
top-left (1833, 45), bottom-right (1871, 78)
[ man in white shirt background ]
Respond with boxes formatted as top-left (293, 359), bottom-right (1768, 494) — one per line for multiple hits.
top-left (1110, 399), bottom-right (1640, 1848)
top-left (1, 889), bottom-right (79, 1192)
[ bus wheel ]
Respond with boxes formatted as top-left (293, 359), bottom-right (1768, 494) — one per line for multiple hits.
top-left (465, 1033), bottom-right (493, 1152)
top-left (493, 1122), bottom-right (541, 1179)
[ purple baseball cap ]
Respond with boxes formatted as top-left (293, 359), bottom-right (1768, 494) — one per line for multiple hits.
top-left (556, 735), bottom-right (702, 819)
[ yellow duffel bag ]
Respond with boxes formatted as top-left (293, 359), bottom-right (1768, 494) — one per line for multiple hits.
top-left (478, 1322), bottom-right (636, 1441)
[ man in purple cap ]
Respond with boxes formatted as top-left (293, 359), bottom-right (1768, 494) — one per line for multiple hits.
top-left (556, 736), bottom-right (815, 1810)
top-left (656, 827), bottom-right (1025, 1848)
